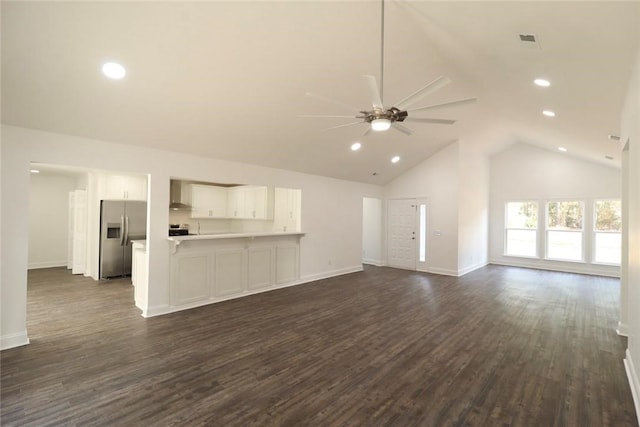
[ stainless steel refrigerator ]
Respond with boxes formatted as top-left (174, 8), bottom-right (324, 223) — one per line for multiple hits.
top-left (99, 200), bottom-right (147, 279)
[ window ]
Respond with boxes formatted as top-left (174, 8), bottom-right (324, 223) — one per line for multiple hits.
top-left (419, 203), bottom-right (427, 263)
top-left (505, 201), bottom-right (538, 257)
top-left (594, 200), bottom-right (621, 264)
top-left (546, 201), bottom-right (583, 261)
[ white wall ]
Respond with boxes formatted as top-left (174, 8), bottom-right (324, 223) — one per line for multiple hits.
top-left (28, 173), bottom-right (79, 269)
top-left (489, 142), bottom-right (622, 276)
top-left (384, 142), bottom-right (460, 275)
top-left (622, 45), bottom-right (640, 419)
top-left (457, 145), bottom-right (490, 275)
top-left (0, 125), bottom-right (383, 349)
top-left (362, 197), bottom-right (382, 266)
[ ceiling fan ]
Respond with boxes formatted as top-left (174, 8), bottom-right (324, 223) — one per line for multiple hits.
top-left (301, 0), bottom-right (476, 136)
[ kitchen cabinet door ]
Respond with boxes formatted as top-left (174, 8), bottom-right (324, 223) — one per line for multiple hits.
top-left (191, 184), bottom-right (227, 218)
top-left (274, 188), bottom-right (300, 231)
top-left (243, 186), bottom-right (274, 219)
top-left (102, 174), bottom-right (147, 200)
top-left (227, 187), bottom-right (247, 218)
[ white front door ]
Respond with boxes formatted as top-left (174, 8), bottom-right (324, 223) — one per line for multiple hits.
top-left (388, 199), bottom-right (417, 270)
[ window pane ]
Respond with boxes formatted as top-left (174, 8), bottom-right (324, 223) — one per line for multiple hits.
top-left (547, 201), bottom-right (583, 230)
top-left (595, 200), bottom-right (621, 231)
top-left (507, 202), bottom-right (537, 229)
top-left (419, 204), bottom-right (427, 263)
top-left (506, 229), bottom-right (536, 257)
top-left (547, 230), bottom-right (582, 261)
top-left (594, 232), bottom-right (621, 264)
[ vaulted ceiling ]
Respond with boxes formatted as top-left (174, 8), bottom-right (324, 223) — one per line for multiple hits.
top-left (2, 1), bottom-right (639, 184)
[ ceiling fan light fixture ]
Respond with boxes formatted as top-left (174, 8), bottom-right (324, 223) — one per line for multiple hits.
top-left (371, 118), bottom-right (391, 132)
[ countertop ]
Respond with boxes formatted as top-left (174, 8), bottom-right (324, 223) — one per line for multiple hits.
top-left (167, 231), bottom-right (305, 242)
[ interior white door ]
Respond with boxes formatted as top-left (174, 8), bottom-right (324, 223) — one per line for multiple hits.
top-left (387, 199), bottom-right (417, 270)
top-left (68, 192), bottom-right (75, 269)
top-left (72, 190), bottom-right (87, 275)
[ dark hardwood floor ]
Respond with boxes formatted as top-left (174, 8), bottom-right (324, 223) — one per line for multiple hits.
top-left (1, 265), bottom-right (636, 426)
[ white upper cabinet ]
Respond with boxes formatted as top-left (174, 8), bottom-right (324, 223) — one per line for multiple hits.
top-left (191, 184), bottom-right (227, 218)
top-left (227, 186), bottom-right (274, 220)
top-left (100, 174), bottom-right (147, 200)
top-left (274, 188), bottom-right (301, 232)
top-left (226, 186), bottom-right (246, 218)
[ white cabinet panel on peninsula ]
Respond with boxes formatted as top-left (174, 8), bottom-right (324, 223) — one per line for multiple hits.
top-left (166, 232), bottom-right (303, 313)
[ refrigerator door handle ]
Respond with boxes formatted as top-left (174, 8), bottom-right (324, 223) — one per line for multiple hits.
top-left (120, 216), bottom-right (126, 246)
top-left (125, 215), bottom-right (130, 246)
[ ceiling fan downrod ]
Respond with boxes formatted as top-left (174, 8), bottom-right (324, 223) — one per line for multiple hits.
top-left (379, 0), bottom-right (385, 105)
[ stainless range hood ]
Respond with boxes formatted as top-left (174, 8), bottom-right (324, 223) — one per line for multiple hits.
top-left (169, 180), bottom-right (191, 210)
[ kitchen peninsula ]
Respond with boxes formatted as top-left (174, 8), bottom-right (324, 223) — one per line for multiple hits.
top-left (152, 179), bottom-right (306, 314)
top-left (166, 231), bottom-right (304, 312)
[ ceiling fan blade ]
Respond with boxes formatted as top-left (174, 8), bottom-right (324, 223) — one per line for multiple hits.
top-left (362, 126), bottom-right (371, 137)
top-left (405, 117), bottom-right (456, 125)
top-left (305, 92), bottom-right (361, 114)
top-left (392, 123), bottom-right (413, 135)
top-left (363, 75), bottom-right (384, 109)
top-left (298, 114), bottom-right (360, 119)
top-left (393, 76), bottom-right (451, 110)
top-left (407, 98), bottom-right (477, 113)
top-left (322, 121), bottom-right (365, 132)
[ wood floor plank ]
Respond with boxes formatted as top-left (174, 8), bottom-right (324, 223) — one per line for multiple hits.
top-left (1, 265), bottom-right (637, 426)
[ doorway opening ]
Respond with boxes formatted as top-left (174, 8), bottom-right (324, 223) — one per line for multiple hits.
top-left (27, 163), bottom-right (149, 341)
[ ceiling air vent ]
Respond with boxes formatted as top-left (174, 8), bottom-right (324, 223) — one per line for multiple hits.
top-left (519, 33), bottom-right (540, 49)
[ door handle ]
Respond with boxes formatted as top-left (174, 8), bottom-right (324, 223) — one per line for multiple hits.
top-left (119, 216), bottom-right (126, 246)
top-left (125, 216), bottom-right (130, 246)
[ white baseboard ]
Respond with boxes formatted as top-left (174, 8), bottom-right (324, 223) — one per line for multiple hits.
top-left (299, 265), bottom-right (363, 283)
top-left (618, 322), bottom-right (629, 337)
top-left (624, 349), bottom-right (640, 426)
top-left (362, 258), bottom-right (384, 267)
top-left (490, 259), bottom-right (620, 278)
top-left (142, 304), bottom-right (170, 318)
top-left (427, 267), bottom-right (459, 277)
top-left (28, 260), bottom-right (67, 270)
top-left (457, 261), bottom-right (488, 277)
top-left (0, 331), bottom-right (30, 351)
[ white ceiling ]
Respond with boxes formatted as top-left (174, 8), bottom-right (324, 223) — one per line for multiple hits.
top-left (2, 1), bottom-right (639, 185)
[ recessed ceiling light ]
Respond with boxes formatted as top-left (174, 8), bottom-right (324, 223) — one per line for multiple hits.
top-left (534, 78), bottom-right (551, 87)
top-left (102, 62), bottom-right (126, 79)
top-left (542, 110), bottom-right (556, 117)
top-left (351, 142), bottom-right (362, 151)
top-left (558, 147), bottom-right (567, 152)
top-left (30, 169), bottom-right (40, 174)
top-left (391, 156), bottom-right (400, 164)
